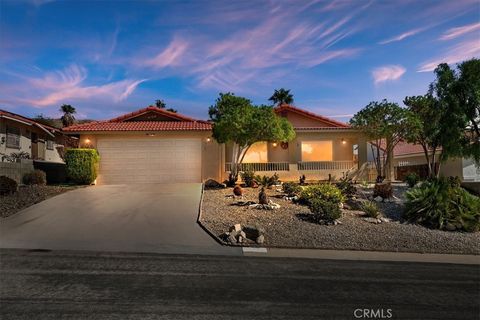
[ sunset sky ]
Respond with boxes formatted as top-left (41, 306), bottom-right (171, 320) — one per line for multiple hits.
top-left (1, 0), bottom-right (479, 121)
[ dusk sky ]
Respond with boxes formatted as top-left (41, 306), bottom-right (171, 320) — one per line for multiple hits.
top-left (1, 0), bottom-right (479, 121)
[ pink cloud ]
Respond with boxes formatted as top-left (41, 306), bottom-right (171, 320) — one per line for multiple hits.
top-left (418, 38), bottom-right (480, 72)
top-left (440, 22), bottom-right (480, 40)
top-left (380, 28), bottom-right (425, 44)
top-left (372, 65), bottom-right (406, 84)
top-left (144, 38), bottom-right (189, 69)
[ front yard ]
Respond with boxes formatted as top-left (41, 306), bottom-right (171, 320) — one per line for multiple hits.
top-left (200, 184), bottom-right (480, 255)
top-left (0, 185), bottom-right (81, 218)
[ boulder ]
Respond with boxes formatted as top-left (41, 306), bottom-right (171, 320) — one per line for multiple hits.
top-left (373, 182), bottom-right (393, 199)
top-left (204, 179), bottom-right (226, 189)
top-left (363, 217), bottom-right (381, 224)
top-left (229, 224), bottom-right (242, 234)
top-left (243, 225), bottom-right (264, 239)
top-left (445, 223), bottom-right (457, 231)
top-left (373, 196), bottom-right (383, 202)
top-left (256, 235), bottom-right (265, 244)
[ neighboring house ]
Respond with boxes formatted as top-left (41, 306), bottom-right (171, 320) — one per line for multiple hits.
top-left (393, 141), bottom-right (480, 182)
top-left (0, 109), bottom-right (65, 163)
top-left (64, 105), bottom-right (369, 185)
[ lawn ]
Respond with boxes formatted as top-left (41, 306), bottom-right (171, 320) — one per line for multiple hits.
top-left (200, 183), bottom-right (480, 255)
top-left (0, 185), bottom-right (81, 218)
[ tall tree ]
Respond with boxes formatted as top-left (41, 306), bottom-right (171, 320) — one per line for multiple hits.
top-left (209, 93), bottom-right (295, 186)
top-left (59, 104), bottom-right (76, 127)
top-left (269, 88), bottom-right (294, 106)
top-left (403, 95), bottom-right (443, 178)
top-left (155, 99), bottom-right (177, 113)
top-left (350, 100), bottom-right (411, 181)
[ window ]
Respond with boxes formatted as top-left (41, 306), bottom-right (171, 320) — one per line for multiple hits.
top-left (243, 142), bottom-right (268, 163)
top-left (301, 141), bottom-right (333, 161)
top-left (46, 140), bottom-right (54, 150)
top-left (6, 126), bottom-right (20, 149)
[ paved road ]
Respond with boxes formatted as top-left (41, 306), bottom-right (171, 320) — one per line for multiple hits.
top-left (0, 183), bottom-right (239, 256)
top-left (1, 249), bottom-right (478, 319)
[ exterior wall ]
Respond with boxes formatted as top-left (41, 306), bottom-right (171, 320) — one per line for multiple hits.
top-left (0, 159), bottom-right (34, 183)
top-left (295, 131), bottom-right (355, 161)
top-left (79, 131), bottom-right (222, 182)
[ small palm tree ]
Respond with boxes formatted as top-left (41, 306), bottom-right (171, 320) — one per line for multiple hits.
top-left (60, 104), bottom-right (76, 127)
top-left (269, 88), bottom-right (294, 106)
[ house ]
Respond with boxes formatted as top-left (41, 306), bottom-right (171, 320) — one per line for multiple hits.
top-left (393, 141), bottom-right (480, 182)
top-left (0, 109), bottom-right (65, 163)
top-left (63, 105), bottom-right (369, 185)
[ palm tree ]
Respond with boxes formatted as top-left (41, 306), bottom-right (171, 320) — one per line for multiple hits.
top-left (268, 88), bottom-right (294, 106)
top-left (155, 99), bottom-right (177, 113)
top-left (60, 104), bottom-right (76, 127)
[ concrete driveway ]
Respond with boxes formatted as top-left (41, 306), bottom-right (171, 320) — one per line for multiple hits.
top-left (0, 183), bottom-right (240, 255)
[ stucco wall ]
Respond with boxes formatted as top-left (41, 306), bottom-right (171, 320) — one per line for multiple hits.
top-left (79, 132), bottom-right (222, 182)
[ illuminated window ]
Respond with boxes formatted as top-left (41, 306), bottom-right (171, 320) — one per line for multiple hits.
top-left (243, 142), bottom-right (268, 163)
top-left (301, 141), bottom-right (333, 161)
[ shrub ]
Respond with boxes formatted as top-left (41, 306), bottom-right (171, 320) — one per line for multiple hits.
top-left (22, 170), bottom-right (47, 185)
top-left (373, 182), bottom-right (393, 199)
top-left (308, 198), bottom-right (342, 221)
top-left (405, 172), bottom-right (420, 188)
top-left (255, 173), bottom-right (279, 188)
top-left (361, 201), bottom-right (380, 218)
top-left (65, 148), bottom-right (99, 185)
top-left (404, 178), bottom-right (480, 232)
top-left (299, 183), bottom-right (345, 206)
top-left (336, 178), bottom-right (356, 198)
top-left (240, 170), bottom-right (256, 187)
top-left (282, 182), bottom-right (302, 196)
top-left (0, 176), bottom-right (18, 195)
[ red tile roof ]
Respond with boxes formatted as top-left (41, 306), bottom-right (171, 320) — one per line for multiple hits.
top-left (274, 104), bottom-right (350, 128)
top-left (0, 109), bottom-right (61, 133)
top-left (108, 106), bottom-right (198, 122)
top-left (62, 121), bottom-right (212, 132)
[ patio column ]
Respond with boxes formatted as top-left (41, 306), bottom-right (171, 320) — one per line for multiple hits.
top-left (357, 135), bottom-right (368, 168)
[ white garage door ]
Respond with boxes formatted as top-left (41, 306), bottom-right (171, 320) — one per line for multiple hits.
top-left (96, 137), bottom-right (202, 184)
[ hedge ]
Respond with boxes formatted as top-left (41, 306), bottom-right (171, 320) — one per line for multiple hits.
top-left (65, 149), bottom-right (99, 185)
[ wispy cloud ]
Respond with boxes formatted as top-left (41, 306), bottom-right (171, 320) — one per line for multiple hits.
top-left (418, 38), bottom-right (480, 72)
top-left (439, 22), bottom-right (480, 40)
top-left (372, 65), bottom-right (406, 84)
top-left (380, 28), bottom-right (425, 44)
top-left (2, 64), bottom-right (147, 107)
top-left (144, 38), bottom-right (189, 69)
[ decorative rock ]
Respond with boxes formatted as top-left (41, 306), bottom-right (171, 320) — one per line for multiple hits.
top-left (380, 217), bottom-right (391, 223)
top-left (227, 234), bottom-right (237, 243)
top-left (445, 223), bottom-right (456, 231)
top-left (335, 219), bottom-right (343, 225)
top-left (363, 217), bottom-right (381, 224)
top-left (373, 196), bottom-right (383, 202)
top-left (256, 235), bottom-right (265, 244)
top-left (230, 224), bottom-right (242, 234)
top-left (237, 235), bottom-right (244, 243)
top-left (204, 179), bottom-right (226, 189)
top-left (243, 225), bottom-right (263, 239)
top-left (239, 231), bottom-right (247, 239)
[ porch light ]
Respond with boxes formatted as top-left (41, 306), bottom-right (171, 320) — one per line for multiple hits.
top-left (146, 133), bottom-right (156, 137)
top-left (341, 138), bottom-right (346, 145)
top-left (206, 137), bottom-right (211, 142)
top-left (272, 142), bottom-right (278, 147)
top-left (85, 138), bottom-right (91, 144)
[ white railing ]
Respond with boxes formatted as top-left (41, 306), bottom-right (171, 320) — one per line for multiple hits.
top-left (225, 162), bottom-right (290, 172)
top-left (297, 161), bottom-right (356, 171)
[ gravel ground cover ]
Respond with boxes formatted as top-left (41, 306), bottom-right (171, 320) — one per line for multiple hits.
top-left (1, 185), bottom-right (81, 218)
top-left (200, 184), bottom-right (480, 255)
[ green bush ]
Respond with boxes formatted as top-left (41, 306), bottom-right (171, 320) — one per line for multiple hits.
top-left (255, 173), bottom-right (279, 188)
top-left (0, 176), bottom-right (18, 195)
top-left (405, 172), bottom-right (420, 188)
top-left (65, 148), bottom-right (99, 185)
top-left (336, 178), bottom-right (356, 198)
top-left (282, 182), bottom-right (302, 196)
top-left (240, 170), bottom-right (256, 187)
top-left (308, 198), bottom-right (342, 221)
top-left (404, 178), bottom-right (480, 232)
top-left (22, 170), bottom-right (46, 185)
top-left (299, 183), bottom-right (345, 206)
top-left (361, 201), bottom-right (380, 218)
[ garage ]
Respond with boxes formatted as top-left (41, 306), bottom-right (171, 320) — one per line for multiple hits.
top-left (97, 137), bottom-right (202, 184)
